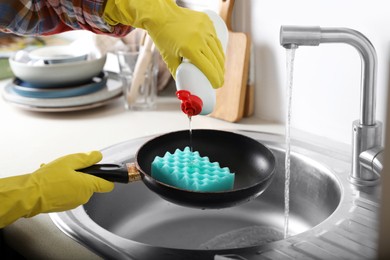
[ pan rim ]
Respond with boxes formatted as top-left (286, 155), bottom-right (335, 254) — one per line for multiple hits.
top-left (135, 129), bottom-right (276, 194)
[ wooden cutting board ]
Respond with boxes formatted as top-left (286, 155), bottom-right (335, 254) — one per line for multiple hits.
top-left (210, 0), bottom-right (251, 122)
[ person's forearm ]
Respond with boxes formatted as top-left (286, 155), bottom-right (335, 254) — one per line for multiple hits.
top-left (0, 0), bottom-right (132, 36)
top-left (0, 174), bottom-right (39, 228)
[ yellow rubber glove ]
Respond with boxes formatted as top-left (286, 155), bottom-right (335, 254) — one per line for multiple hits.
top-left (0, 151), bottom-right (114, 228)
top-left (103, 0), bottom-right (225, 88)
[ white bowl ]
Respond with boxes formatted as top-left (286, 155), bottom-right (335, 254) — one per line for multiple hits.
top-left (9, 54), bottom-right (107, 87)
top-left (28, 45), bottom-right (88, 64)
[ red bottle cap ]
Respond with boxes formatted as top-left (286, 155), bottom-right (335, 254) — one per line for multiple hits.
top-left (176, 90), bottom-right (203, 116)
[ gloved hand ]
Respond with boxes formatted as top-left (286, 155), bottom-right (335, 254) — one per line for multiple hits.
top-left (103, 0), bottom-right (225, 88)
top-left (0, 151), bottom-right (113, 228)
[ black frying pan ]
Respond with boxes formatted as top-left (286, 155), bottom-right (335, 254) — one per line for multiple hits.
top-left (82, 129), bottom-right (275, 209)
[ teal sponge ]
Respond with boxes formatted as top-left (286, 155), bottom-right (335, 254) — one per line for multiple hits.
top-left (151, 146), bottom-right (235, 192)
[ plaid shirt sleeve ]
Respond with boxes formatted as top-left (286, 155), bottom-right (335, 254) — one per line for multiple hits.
top-left (0, 0), bottom-right (132, 37)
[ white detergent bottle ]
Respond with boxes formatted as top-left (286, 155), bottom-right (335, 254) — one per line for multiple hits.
top-left (175, 10), bottom-right (228, 116)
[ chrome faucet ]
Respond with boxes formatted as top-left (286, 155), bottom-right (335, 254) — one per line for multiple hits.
top-left (279, 26), bottom-right (384, 186)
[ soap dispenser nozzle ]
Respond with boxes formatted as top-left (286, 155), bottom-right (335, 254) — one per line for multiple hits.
top-left (176, 90), bottom-right (203, 116)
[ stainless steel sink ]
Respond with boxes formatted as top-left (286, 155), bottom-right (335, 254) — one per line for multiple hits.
top-left (50, 130), bottom-right (380, 259)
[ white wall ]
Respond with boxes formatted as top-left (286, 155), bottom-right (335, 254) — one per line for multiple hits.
top-left (230, 0), bottom-right (390, 145)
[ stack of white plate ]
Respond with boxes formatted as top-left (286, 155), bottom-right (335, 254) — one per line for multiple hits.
top-left (3, 46), bottom-right (123, 112)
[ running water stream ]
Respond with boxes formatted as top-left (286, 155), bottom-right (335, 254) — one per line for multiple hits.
top-left (284, 47), bottom-right (296, 239)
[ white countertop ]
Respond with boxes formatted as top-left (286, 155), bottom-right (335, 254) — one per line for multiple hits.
top-left (0, 78), bottom-right (283, 258)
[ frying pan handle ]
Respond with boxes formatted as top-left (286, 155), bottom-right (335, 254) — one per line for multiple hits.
top-left (80, 163), bottom-right (141, 183)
